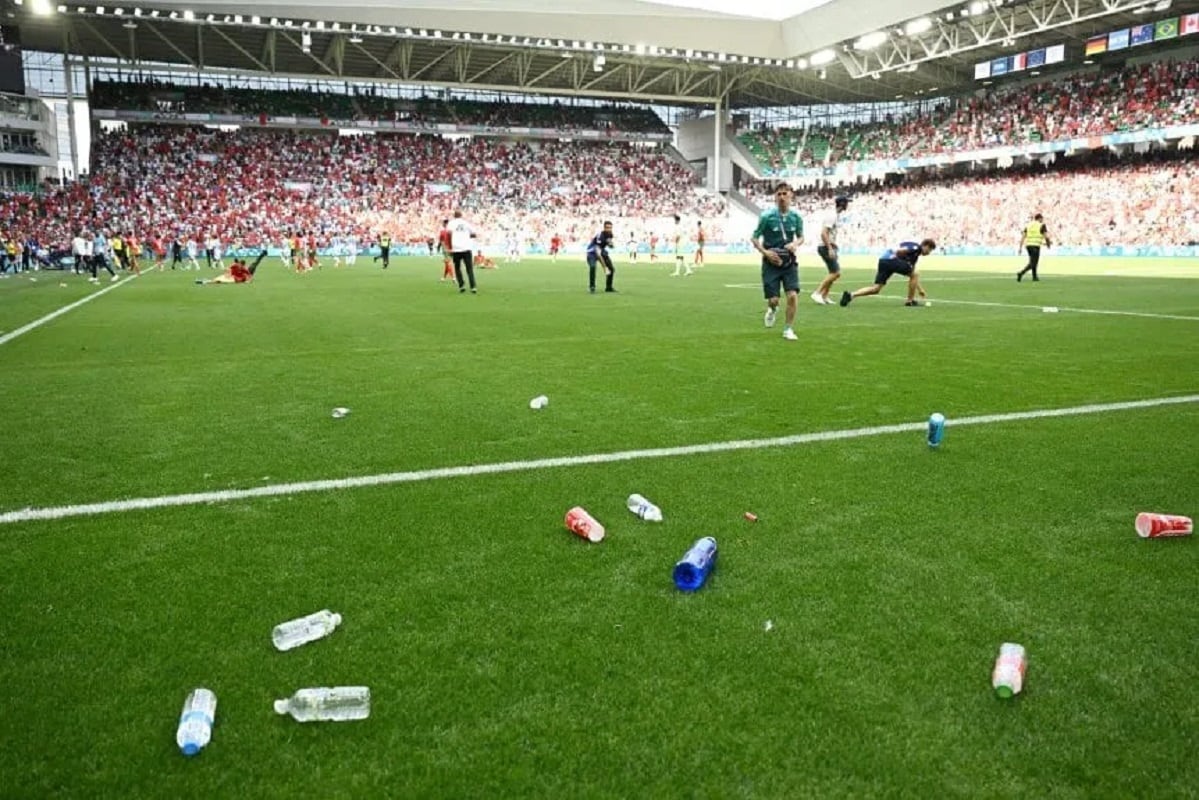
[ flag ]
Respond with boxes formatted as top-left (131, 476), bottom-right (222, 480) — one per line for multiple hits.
top-left (1183, 13), bottom-right (1199, 35)
top-left (1084, 35), bottom-right (1107, 55)
top-left (1011, 52), bottom-right (1027, 71)
top-left (1107, 29), bottom-right (1130, 50)
top-left (1027, 48), bottom-right (1046, 68)
top-left (1155, 17), bottom-right (1179, 40)
top-left (991, 56), bottom-right (1010, 76)
top-left (1130, 23), bottom-right (1154, 45)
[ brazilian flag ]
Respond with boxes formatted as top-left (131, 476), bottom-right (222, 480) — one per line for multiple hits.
top-left (1155, 17), bottom-right (1179, 40)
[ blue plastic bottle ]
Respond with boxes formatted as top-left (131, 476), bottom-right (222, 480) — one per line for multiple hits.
top-left (673, 537), bottom-right (718, 592)
top-left (927, 413), bottom-right (946, 448)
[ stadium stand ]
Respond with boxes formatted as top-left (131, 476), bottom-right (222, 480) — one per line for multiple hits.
top-left (738, 59), bottom-right (1199, 170)
top-left (89, 79), bottom-right (671, 134)
top-left (0, 122), bottom-right (725, 252)
top-left (741, 148), bottom-right (1199, 249)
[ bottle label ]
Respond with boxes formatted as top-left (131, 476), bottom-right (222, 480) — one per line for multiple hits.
top-left (179, 710), bottom-right (213, 726)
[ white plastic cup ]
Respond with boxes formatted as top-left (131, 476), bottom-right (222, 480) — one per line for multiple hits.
top-left (529, 395), bottom-right (549, 410)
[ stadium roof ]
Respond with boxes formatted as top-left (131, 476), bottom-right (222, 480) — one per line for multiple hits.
top-left (13, 0), bottom-right (1199, 107)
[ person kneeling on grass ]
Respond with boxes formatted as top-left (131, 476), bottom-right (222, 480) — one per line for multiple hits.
top-left (840, 239), bottom-right (936, 308)
top-left (475, 250), bottom-right (497, 269)
top-left (195, 251), bottom-right (266, 285)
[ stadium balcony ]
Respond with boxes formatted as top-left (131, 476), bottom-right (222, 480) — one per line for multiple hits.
top-left (89, 80), bottom-right (670, 138)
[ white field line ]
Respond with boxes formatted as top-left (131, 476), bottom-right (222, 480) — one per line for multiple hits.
top-left (723, 277), bottom-right (1012, 290)
top-left (2, 393), bottom-right (1197, 526)
top-left (0, 274), bottom-right (139, 348)
top-left (911, 297), bottom-right (1199, 322)
top-left (726, 283), bottom-right (1199, 321)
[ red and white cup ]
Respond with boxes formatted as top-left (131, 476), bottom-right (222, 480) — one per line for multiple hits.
top-left (1135, 512), bottom-right (1193, 539)
top-left (565, 507), bottom-right (605, 543)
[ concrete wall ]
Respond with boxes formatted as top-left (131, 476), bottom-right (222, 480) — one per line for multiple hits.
top-left (675, 113), bottom-right (734, 193)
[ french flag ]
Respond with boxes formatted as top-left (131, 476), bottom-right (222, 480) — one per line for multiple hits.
top-left (1011, 52), bottom-right (1028, 71)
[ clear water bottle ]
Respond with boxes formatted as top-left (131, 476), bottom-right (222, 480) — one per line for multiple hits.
top-left (274, 687), bottom-right (371, 722)
top-left (991, 643), bottom-right (1027, 698)
top-left (272, 609), bottom-right (343, 651)
top-left (176, 688), bottom-right (217, 757)
top-left (627, 493), bottom-right (663, 522)
top-left (673, 537), bottom-right (718, 592)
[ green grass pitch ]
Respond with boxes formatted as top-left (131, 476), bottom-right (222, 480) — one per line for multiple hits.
top-left (1, 254), bottom-right (1197, 798)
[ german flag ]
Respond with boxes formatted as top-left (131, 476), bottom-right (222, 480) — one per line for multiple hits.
top-left (1084, 35), bottom-right (1107, 55)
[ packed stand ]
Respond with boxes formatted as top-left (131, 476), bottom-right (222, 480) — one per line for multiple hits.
top-left (738, 59), bottom-right (1199, 171)
top-left (742, 148), bottom-right (1199, 248)
top-left (925, 59), bottom-right (1199, 154)
top-left (0, 124), bottom-right (726, 255)
top-left (90, 79), bottom-right (669, 133)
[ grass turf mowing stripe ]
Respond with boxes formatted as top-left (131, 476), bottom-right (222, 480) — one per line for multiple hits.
top-left (901, 297), bottom-right (1199, 322)
top-left (2, 393), bottom-right (1196, 526)
top-left (0, 274), bottom-right (138, 348)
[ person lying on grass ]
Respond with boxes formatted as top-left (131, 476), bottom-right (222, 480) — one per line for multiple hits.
top-left (195, 251), bottom-right (266, 285)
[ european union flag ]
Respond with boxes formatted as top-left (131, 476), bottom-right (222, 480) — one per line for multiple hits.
top-left (1026, 48), bottom-right (1046, 68)
top-left (1130, 23), bottom-right (1155, 45)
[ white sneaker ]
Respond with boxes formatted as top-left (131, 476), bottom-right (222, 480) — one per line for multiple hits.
top-left (811, 290), bottom-right (825, 305)
top-left (110, 274), bottom-right (120, 282)
top-left (783, 328), bottom-right (798, 341)
top-left (764, 307), bottom-right (777, 328)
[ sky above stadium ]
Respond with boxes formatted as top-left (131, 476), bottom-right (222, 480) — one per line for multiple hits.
top-left (644, 0), bottom-right (836, 20)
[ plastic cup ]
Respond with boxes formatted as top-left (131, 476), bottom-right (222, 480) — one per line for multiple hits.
top-left (565, 506), bottom-right (604, 542)
top-left (1135, 512), bottom-right (1193, 539)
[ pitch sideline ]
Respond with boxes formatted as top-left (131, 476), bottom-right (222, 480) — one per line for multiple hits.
top-left (0, 274), bottom-right (140, 348)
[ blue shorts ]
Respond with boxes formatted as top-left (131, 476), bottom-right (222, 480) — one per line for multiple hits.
top-left (817, 245), bottom-right (840, 274)
top-left (874, 257), bottom-right (913, 286)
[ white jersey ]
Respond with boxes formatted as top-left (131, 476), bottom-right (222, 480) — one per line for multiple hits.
top-left (822, 211), bottom-right (844, 247)
top-left (448, 218), bottom-right (474, 253)
top-left (72, 236), bottom-right (87, 256)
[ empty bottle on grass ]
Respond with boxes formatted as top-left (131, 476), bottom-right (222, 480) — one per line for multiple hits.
top-left (272, 609), bottom-right (343, 651)
top-left (627, 494), bottom-right (663, 522)
top-left (274, 687), bottom-right (371, 722)
top-left (176, 688), bottom-right (217, 757)
top-left (992, 643), bottom-right (1027, 698)
top-left (673, 537), bottom-right (718, 592)
top-left (927, 413), bottom-right (946, 448)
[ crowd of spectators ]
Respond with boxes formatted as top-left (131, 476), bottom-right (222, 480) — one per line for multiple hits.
top-left (739, 59), bottom-right (1199, 171)
top-left (0, 124), bottom-right (725, 254)
top-left (742, 147), bottom-right (1199, 248)
top-left (90, 79), bottom-right (670, 134)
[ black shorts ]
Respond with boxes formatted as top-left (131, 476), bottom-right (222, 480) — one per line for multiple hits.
top-left (874, 257), bottom-right (913, 286)
top-left (817, 245), bottom-right (840, 274)
top-left (761, 251), bottom-right (799, 299)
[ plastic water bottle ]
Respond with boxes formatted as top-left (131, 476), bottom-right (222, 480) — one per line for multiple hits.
top-left (176, 688), bottom-right (217, 757)
top-left (927, 412), bottom-right (946, 448)
top-left (529, 395), bottom-right (549, 410)
top-left (272, 609), bottom-right (343, 651)
top-left (626, 493), bottom-right (663, 522)
top-left (274, 687), bottom-right (371, 722)
top-left (673, 537), bottom-right (718, 592)
top-left (992, 643), bottom-right (1027, 698)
